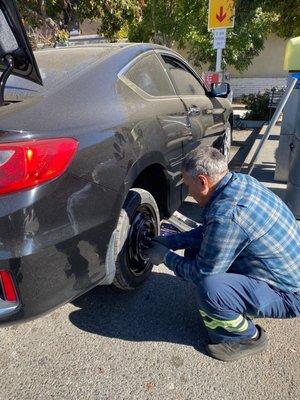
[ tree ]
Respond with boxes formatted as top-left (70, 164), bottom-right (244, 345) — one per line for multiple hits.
top-left (253, 0), bottom-right (300, 38)
top-left (17, 0), bottom-right (300, 71)
top-left (127, 0), bottom-right (281, 72)
top-left (76, 0), bottom-right (141, 41)
top-left (16, 0), bottom-right (83, 47)
top-left (17, 0), bottom-right (142, 42)
top-left (17, 0), bottom-right (59, 29)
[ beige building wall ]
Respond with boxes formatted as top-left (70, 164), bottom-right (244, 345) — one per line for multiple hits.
top-left (228, 34), bottom-right (288, 78)
top-left (174, 34), bottom-right (289, 98)
top-left (174, 34), bottom-right (288, 78)
top-left (227, 34), bottom-right (288, 97)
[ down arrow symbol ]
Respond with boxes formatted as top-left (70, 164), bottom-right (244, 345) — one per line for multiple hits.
top-left (216, 6), bottom-right (227, 22)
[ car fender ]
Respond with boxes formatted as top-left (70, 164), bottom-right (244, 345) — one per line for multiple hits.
top-left (123, 151), bottom-right (168, 195)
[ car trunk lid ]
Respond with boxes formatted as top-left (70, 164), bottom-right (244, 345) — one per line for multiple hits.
top-left (0, 0), bottom-right (42, 105)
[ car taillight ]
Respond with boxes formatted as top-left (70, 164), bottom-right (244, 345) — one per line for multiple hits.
top-left (0, 271), bottom-right (17, 302)
top-left (0, 138), bottom-right (78, 195)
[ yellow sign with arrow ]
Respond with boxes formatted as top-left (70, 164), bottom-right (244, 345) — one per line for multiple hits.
top-left (208, 0), bottom-right (235, 30)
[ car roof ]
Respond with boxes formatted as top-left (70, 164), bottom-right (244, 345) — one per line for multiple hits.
top-left (5, 43), bottom-right (169, 101)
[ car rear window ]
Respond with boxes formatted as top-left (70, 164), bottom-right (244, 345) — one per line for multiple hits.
top-left (125, 53), bottom-right (175, 97)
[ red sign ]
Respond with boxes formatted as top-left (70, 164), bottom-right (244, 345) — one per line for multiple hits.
top-left (203, 72), bottom-right (220, 87)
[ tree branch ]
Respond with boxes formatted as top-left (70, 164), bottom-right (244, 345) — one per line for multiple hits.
top-left (22, 4), bottom-right (58, 31)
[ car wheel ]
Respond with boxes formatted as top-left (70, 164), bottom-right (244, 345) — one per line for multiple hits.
top-left (112, 188), bottom-right (160, 290)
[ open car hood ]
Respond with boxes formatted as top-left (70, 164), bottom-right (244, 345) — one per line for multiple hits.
top-left (0, 0), bottom-right (42, 85)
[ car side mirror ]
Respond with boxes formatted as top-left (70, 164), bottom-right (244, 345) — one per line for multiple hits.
top-left (211, 82), bottom-right (231, 98)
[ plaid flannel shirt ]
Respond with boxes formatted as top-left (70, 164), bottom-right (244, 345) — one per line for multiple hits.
top-left (164, 172), bottom-right (300, 293)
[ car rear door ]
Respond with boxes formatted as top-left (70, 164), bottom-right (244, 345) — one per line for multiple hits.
top-left (119, 50), bottom-right (191, 209)
top-left (157, 52), bottom-right (227, 154)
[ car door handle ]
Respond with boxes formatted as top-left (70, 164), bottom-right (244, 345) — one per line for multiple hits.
top-left (187, 106), bottom-right (201, 117)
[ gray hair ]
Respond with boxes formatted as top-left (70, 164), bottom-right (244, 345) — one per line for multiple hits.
top-left (182, 146), bottom-right (228, 182)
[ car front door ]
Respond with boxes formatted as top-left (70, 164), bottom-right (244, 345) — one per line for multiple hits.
top-left (157, 52), bottom-right (227, 155)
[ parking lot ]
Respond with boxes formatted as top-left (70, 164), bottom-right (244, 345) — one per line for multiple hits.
top-left (1, 126), bottom-right (299, 400)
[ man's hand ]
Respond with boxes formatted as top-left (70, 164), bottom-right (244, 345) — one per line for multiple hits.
top-left (144, 241), bottom-right (170, 265)
top-left (152, 235), bottom-right (170, 247)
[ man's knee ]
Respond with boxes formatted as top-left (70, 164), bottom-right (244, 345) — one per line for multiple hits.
top-left (197, 274), bottom-right (234, 309)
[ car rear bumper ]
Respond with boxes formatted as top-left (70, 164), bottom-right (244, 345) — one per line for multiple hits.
top-left (0, 219), bottom-right (117, 325)
top-left (0, 174), bottom-right (120, 325)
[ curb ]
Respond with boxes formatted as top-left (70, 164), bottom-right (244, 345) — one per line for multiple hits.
top-left (233, 118), bottom-right (265, 130)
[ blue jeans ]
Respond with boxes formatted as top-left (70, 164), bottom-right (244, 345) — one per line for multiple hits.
top-left (197, 272), bottom-right (300, 343)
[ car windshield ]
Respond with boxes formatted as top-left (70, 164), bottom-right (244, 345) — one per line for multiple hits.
top-left (5, 46), bottom-right (122, 102)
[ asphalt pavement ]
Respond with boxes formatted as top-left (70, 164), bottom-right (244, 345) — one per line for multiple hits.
top-left (0, 126), bottom-right (299, 400)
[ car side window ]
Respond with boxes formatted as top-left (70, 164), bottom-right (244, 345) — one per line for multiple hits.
top-left (124, 53), bottom-right (175, 97)
top-left (162, 55), bottom-right (205, 96)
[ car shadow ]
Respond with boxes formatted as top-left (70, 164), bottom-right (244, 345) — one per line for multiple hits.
top-left (69, 271), bottom-right (209, 357)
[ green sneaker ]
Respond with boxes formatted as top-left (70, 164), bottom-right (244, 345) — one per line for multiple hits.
top-left (206, 325), bottom-right (268, 362)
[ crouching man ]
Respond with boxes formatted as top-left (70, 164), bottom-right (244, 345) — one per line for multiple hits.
top-left (145, 146), bottom-right (300, 362)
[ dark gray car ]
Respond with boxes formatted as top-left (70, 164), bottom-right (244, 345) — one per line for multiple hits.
top-left (0, 0), bottom-right (232, 324)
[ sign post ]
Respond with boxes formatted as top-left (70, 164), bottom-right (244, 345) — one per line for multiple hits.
top-left (208, 0), bottom-right (235, 73)
top-left (215, 49), bottom-right (222, 72)
top-left (213, 29), bottom-right (227, 71)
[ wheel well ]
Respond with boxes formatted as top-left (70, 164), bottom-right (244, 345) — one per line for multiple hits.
top-left (132, 164), bottom-right (169, 218)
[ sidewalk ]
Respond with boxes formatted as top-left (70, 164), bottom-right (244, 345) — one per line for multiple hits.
top-left (232, 103), bottom-right (247, 119)
top-left (241, 124), bottom-right (299, 223)
top-left (242, 125), bottom-right (284, 195)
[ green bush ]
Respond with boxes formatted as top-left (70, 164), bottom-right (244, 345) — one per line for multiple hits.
top-left (241, 90), bottom-right (271, 121)
top-left (241, 87), bottom-right (285, 121)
